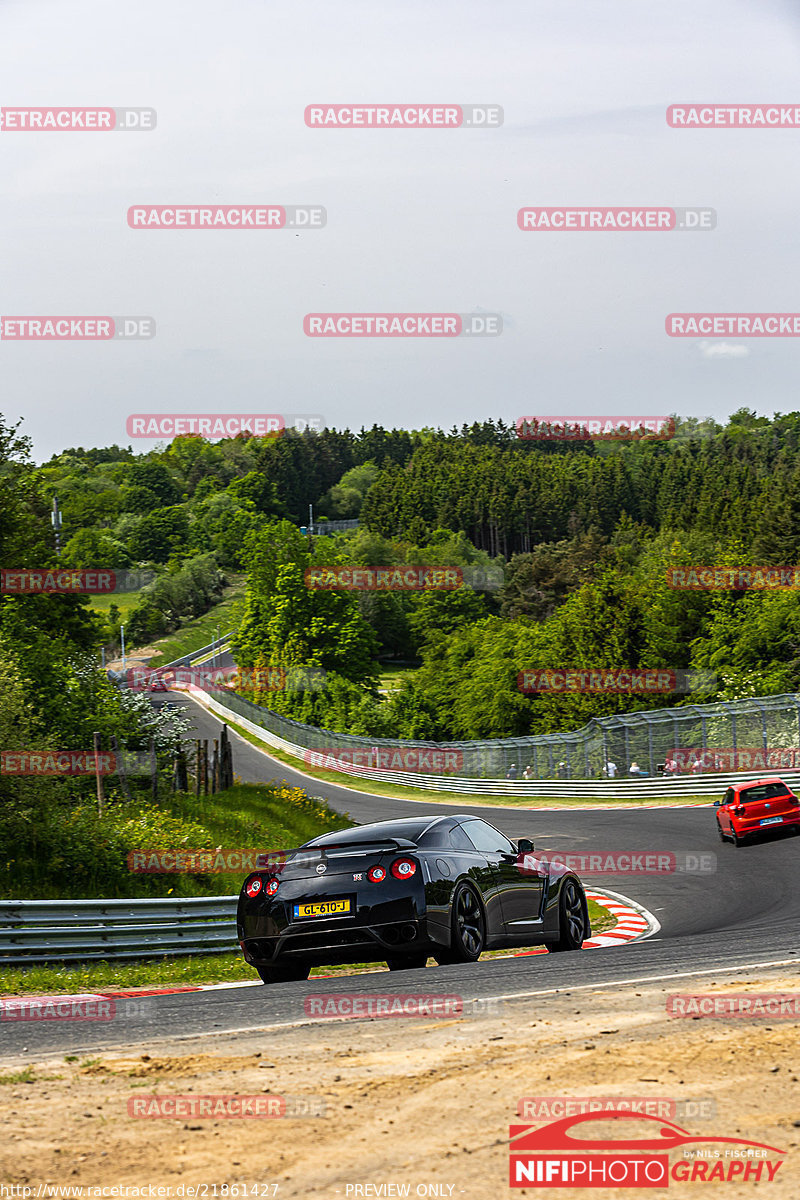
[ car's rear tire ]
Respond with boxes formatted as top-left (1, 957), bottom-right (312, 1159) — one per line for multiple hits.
top-left (732, 830), bottom-right (744, 848)
top-left (256, 962), bottom-right (310, 984)
top-left (386, 954), bottom-right (429, 971)
top-left (549, 878), bottom-right (588, 952)
top-left (434, 883), bottom-right (485, 964)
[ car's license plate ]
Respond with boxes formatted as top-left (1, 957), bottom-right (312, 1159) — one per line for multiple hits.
top-left (293, 899), bottom-right (351, 919)
top-left (760, 816), bottom-right (783, 826)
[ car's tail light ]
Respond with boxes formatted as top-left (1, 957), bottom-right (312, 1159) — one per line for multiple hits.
top-left (245, 876), bottom-right (263, 898)
top-left (390, 857), bottom-right (417, 880)
top-left (367, 865), bottom-right (387, 883)
top-left (265, 876), bottom-right (280, 896)
top-left (734, 805), bottom-right (746, 816)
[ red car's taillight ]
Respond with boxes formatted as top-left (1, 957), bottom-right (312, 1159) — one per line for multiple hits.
top-left (245, 876), bottom-right (263, 898)
top-left (390, 857), bottom-right (417, 880)
top-left (265, 876), bottom-right (280, 896)
top-left (367, 865), bottom-right (387, 883)
top-left (734, 805), bottom-right (746, 816)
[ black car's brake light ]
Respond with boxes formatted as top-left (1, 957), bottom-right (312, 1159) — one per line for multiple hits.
top-left (265, 876), bottom-right (280, 896)
top-left (390, 857), bottom-right (417, 880)
top-left (367, 865), bottom-right (387, 883)
top-left (245, 876), bottom-right (263, 898)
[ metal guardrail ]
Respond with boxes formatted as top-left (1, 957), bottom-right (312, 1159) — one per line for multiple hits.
top-left (155, 631), bottom-right (235, 673)
top-left (176, 674), bottom-right (800, 784)
top-left (183, 683), bottom-right (800, 799)
top-left (0, 896), bottom-right (238, 965)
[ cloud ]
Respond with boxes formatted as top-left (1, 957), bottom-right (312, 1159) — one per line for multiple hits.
top-left (697, 341), bottom-right (750, 359)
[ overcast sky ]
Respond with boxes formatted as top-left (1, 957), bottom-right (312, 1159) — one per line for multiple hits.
top-left (2, 0), bottom-right (800, 462)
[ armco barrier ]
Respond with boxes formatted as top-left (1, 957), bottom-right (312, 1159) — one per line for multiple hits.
top-left (171, 679), bottom-right (800, 785)
top-left (178, 682), bottom-right (800, 799)
top-left (0, 896), bottom-right (238, 965)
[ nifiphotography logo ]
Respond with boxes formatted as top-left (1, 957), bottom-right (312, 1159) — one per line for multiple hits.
top-left (508, 1111), bottom-right (786, 1187)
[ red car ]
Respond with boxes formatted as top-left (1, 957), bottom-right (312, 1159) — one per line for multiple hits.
top-left (715, 776), bottom-right (800, 846)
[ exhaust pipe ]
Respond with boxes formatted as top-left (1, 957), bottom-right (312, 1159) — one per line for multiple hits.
top-left (400, 923), bottom-right (417, 942)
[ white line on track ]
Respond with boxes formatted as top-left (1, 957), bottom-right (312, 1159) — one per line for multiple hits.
top-left (14, 955), bottom-right (793, 1063)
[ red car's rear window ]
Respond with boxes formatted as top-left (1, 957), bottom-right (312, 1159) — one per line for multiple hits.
top-left (738, 783), bottom-right (792, 804)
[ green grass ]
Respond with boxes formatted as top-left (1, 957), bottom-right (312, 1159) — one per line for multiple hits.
top-left (377, 663), bottom-right (418, 693)
top-left (87, 593), bottom-right (141, 621)
top-left (0, 1066), bottom-right (37, 1084)
top-left (149, 782), bottom-right (354, 893)
top-left (144, 579), bottom-right (247, 667)
top-left (0, 901), bottom-right (614, 995)
top-left (1, 781), bottom-right (353, 901)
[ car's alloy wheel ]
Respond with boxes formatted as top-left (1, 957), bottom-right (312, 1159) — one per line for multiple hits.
top-left (386, 954), bottom-right (429, 971)
top-left (435, 883), bottom-right (485, 963)
top-left (550, 879), bottom-right (587, 952)
top-left (256, 962), bottom-right (310, 984)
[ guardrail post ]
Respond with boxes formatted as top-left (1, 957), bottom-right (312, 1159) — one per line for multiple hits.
top-left (110, 734), bottom-right (132, 802)
top-left (150, 738), bottom-right (158, 802)
top-left (93, 731), bottom-right (105, 816)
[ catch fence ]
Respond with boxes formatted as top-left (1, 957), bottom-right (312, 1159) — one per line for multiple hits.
top-left (197, 684), bottom-right (800, 783)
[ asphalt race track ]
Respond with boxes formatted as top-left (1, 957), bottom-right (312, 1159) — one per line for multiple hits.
top-left (3, 690), bottom-right (798, 1059)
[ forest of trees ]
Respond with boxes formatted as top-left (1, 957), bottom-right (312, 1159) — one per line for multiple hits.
top-left (5, 407), bottom-right (800, 746)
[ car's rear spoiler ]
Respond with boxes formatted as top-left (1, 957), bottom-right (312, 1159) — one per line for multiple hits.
top-left (302, 837), bottom-right (418, 855)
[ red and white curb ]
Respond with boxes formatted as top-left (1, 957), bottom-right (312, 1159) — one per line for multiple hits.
top-left (582, 887), bottom-right (660, 947)
top-left (513, 886), bottom-right (659, 956)
top-left (529, 801), bottom-right (710, 810)
top-left (0, 893), bottom-right (660, 1009)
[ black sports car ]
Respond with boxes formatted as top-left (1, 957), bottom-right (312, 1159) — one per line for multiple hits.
top-left (237, 814), bottom-right (589, 983)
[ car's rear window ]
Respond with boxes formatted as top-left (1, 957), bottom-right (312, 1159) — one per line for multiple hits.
top-left (739, 783), bottom-right (791, 804)
top-left (304, 819), bottom-right (433, 847)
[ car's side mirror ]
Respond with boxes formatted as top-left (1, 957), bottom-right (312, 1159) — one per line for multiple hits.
top-left (517, 838), bottom-right (535, 853)
top-left (713, 799), bottom-right (721, 807)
